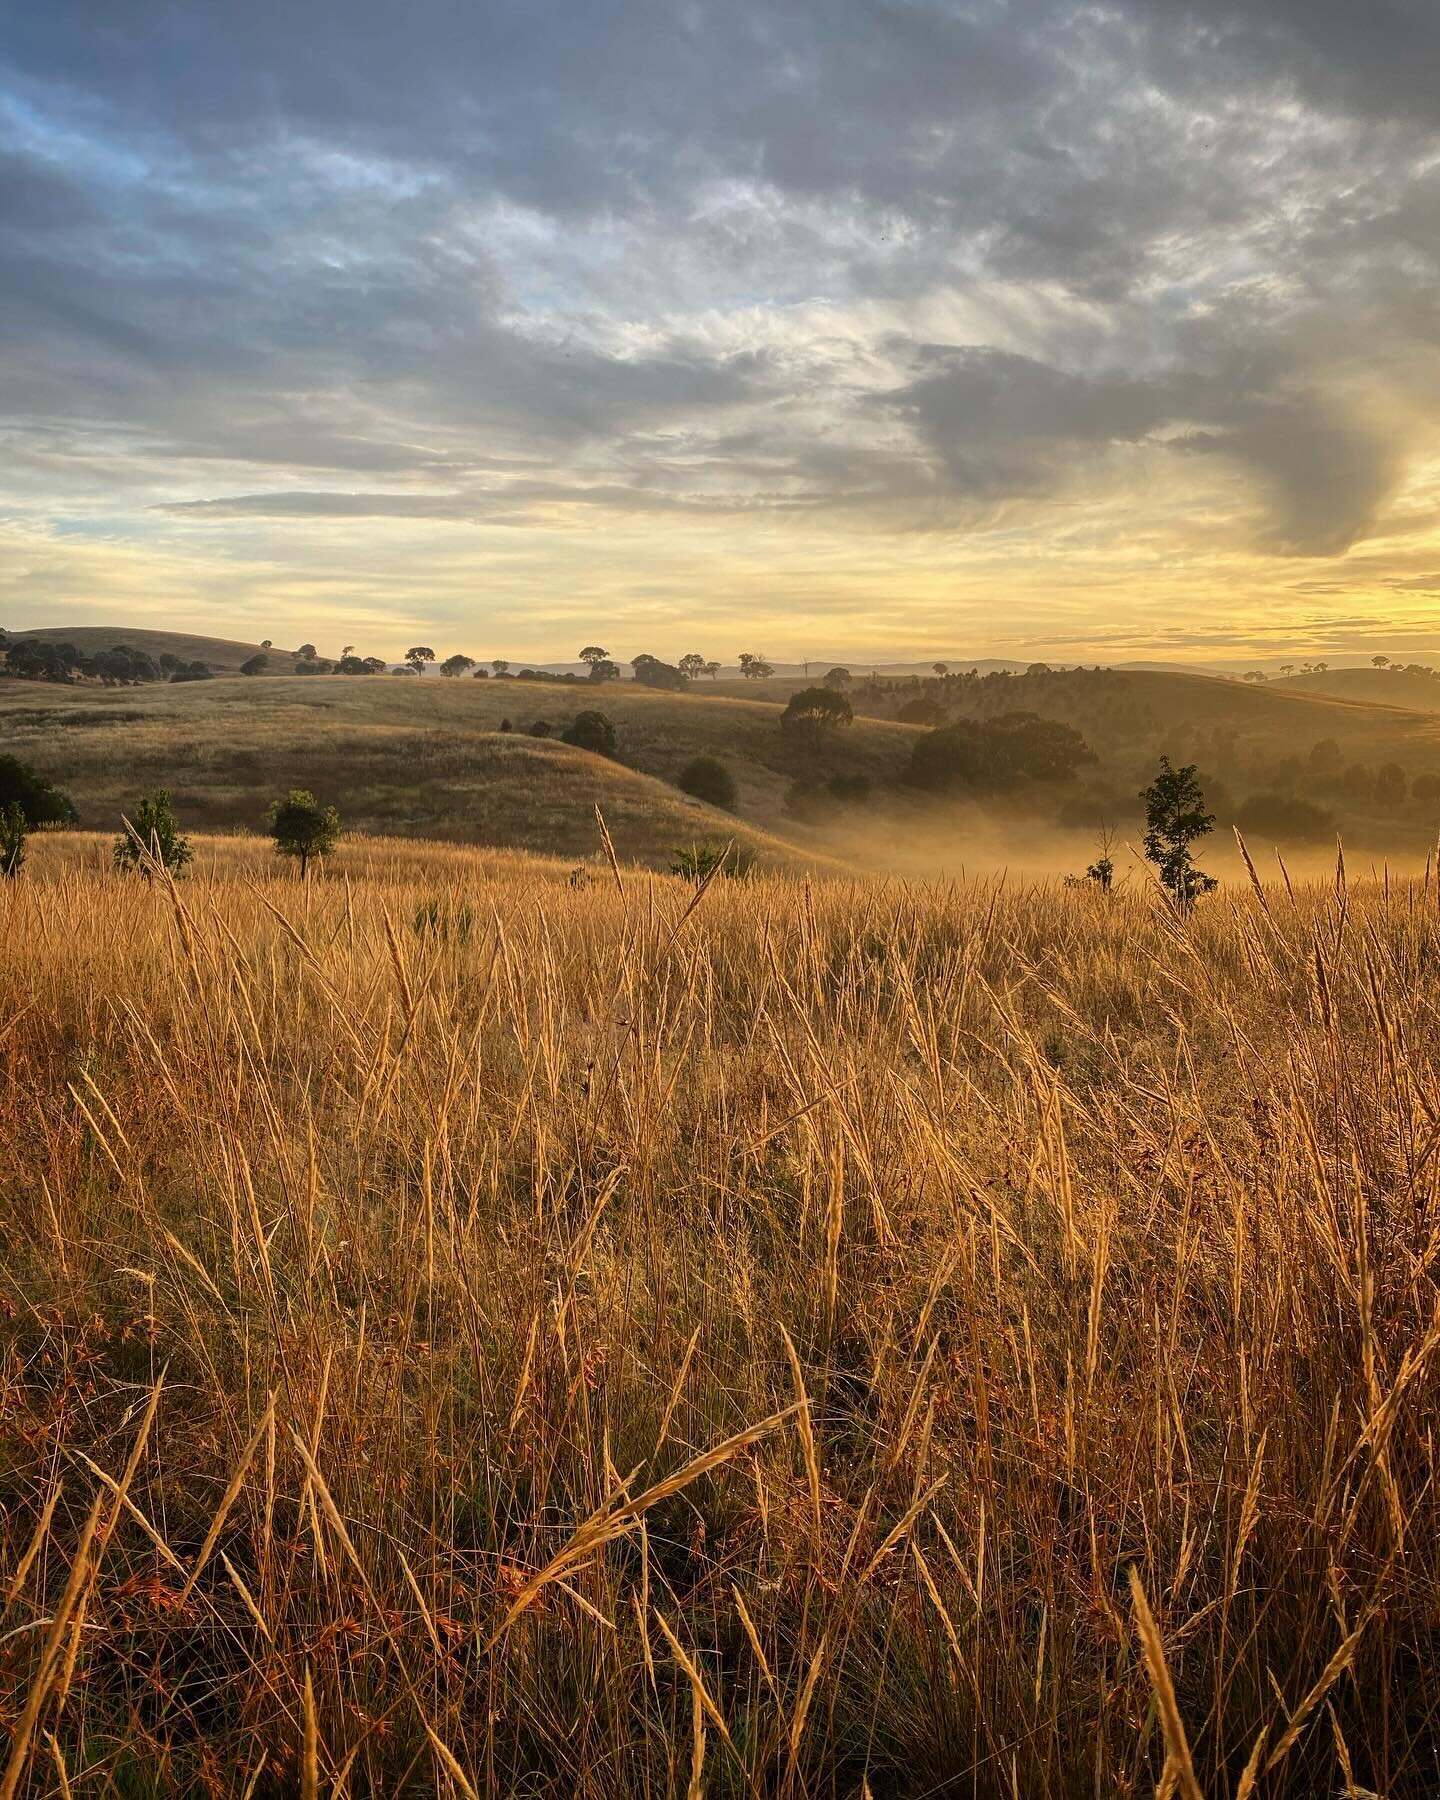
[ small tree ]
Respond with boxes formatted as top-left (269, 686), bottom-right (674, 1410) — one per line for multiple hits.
top-left (737, 653), bottom-right (774, 681)
top-left (824, 666), bottom-right (852, 690)
top-left (341, 644), bottom-right (355, 660)
top-left (297, 643), bottom-right (318, 660)
top-left (0, 755), bottom-right (76, 827)
top-left (781, 685), bottom-right (854, 737)
top-left (240, 652), bottom-right (268, 676)
top-left (266, 790), bottom-right (340, 877)
top-left (579, 645), bottom-right (611, 670)
top-left (260, 639), bottom-right (273, 649)
top-left (678, 755), bottom-right (737, 810)
top-left (678, 653), bottom-right (707, 682)
top-left (1373, 654), bottom-right (1390, 669)
top-left (441, 653), bottom-right (477, 678)
top-left (405, 646), bottom-right (436, 673)
top-left (1084, 824), bottom-right (1115, 893)
top-left (703, 660), bottom-right (721, 681)
top-left (0, 801), bottom-right (27, 878)
top-left (490, 658), bottom-right (510, 676)
top-left (114, 790), bottom-right (193, 878)
top-left (932, 662), bottom-right (949, 677)
top-left (1140, 757), bottom-right (1216, 910)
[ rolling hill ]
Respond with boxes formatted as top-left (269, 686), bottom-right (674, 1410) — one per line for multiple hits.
top-left (10, 624), bottom-right (296, 673)
top-left (0, 671), bottom-right (881, 869)
top-left (1274, 666), bottom-right (1440, 713)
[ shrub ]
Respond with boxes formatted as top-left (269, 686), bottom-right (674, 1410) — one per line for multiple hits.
top-left (563, 711), bottom-right (618, 757)
top-left (530, 720), bottom-right (553, 738)
top-left (669, 842), bottom-right (753, 883)
top-left (677, 756), bottom-right (737, 810)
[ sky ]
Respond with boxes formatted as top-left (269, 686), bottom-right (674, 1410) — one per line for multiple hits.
top-left (5, 0), bottom-right (1440, 666)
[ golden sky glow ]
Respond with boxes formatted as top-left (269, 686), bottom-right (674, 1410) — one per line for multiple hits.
top-left (6, 0), bottom-right (1440, 666)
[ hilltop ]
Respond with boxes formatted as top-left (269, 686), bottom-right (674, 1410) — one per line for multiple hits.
top-left (1274, 665), bottom-right (1440, 713)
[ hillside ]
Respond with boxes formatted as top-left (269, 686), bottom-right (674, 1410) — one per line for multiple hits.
top-left (0, 673), bottom-right (872, 869)
top-left (10, 624), bottom-right (295, 673)
top-left (1275, 666), bottom-right (1440, 712)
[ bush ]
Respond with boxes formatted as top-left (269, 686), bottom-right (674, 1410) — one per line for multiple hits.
top-left (669, 842), bottom-right (753, 883)
top-left (563, 711), bottom-right (618, 758)
top-left (530, 720), bottom-right (552, 738)
top-left (677, 756), bottom-right (737, 810)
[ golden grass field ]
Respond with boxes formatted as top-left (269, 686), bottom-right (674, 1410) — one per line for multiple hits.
top-left (3, 836), bottom-right (1439, 1796)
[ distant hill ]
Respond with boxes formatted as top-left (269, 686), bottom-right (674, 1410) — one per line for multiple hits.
top-left (10, 625), bottom-right (295, 674)
top-left (1274, 667), bottom-right (1440, 713)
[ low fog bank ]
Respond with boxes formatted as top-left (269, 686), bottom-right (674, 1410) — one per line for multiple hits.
top-left (808, 800), bottom-right (1439, 889)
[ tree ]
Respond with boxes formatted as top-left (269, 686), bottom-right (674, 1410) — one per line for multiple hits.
top-left (1243, 670), bottom-right (1267, 684)
top-left (630, 653), bottom-right (687, 690)
top-left (405, 646), bottom-right (435, 672)
top-left (1278, 664), bottom-right (1294, 678)
top-left (266, 790), bottom-right (340, 877)
top-left (0, 755), bottom-right (77, 827)
top-left (824, 667), bottom-right (852, 690)
top-left (1, 802), bottom-right (27, 878)
top-left (362, 656), bottom-right (388, 673)
top-left (563, 710), bottom-right (618, 757)
top-left (441, 653), bottom-right (477, 678)
top-left (703, 661), bottom-right (721, 681)
top-left (1375, 762), bottom-right (1408, 810)
top-left (586, 659), bottom-right (620, 683)
top-left (678, 755), bottom-right (737, 810)
top-left (781, 685), bottom-right (854, 737)
top-left (1235, 792), bottom-right (1335, 843)
top-left (297, 643), bottom-right (318, 660)
top-left (737, 653), bottom-right (774, 681)
top-left (932, 662), bottom-right (949, 677)
top-left (260, 639), bottom-right (273, 649)
top-left (491, 658), bottom-right (510, 676)
top-left (579, 645), bottom-right (611, 670)
top-left (171, 660), bottom-right (213, 682)
top-left (1373, 654), bottom-right (1390, 668)
top-left (678, 653), bottom-right (707, 682)
top-left (240, 653), bottom-right (268, 676)
top-left (114, 790), bottom-right (193, 878)
top-left (1140, 757), bottom-right (1216, 910)
top-left (341, 645), bottom-right (355, 660)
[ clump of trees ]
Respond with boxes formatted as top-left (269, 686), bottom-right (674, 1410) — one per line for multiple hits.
top-left (631, 654), bottom-right (688, 691)
top-left (905, 713), bottom-right (1095, 793)
top-left (0, 755), bottom-right (77, 828)
top-left (784, 772), bottom-right (873, 820)
top-left (677, 756), bottom-right (737, 810)
top-left (1234, 792), bottom-right (1335, 843)
top-left (266, 790), bottom-right (341, 876)
top-left (737, 653), bottom-right (774, 681)
top-left (1, 639), bottom-right (213, 684)
top-left (114, 791), bottom-right (193, 877)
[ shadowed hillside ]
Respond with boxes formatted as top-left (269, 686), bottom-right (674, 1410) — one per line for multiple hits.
top-left (11, 624), bottom-right (296, 673)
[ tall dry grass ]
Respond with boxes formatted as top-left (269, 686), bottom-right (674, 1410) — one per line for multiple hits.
top-left (2, 845), bottom-right (1439, 1795)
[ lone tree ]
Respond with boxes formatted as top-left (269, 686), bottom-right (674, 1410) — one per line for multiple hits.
top-left (781, 685), bottom-right (854, 738)
top-left (678, 653), bottom-right (707, 682)
top-left (824, 666), bottom-right (852, 690)
top-left (114, 790), bottom-right (193, 878)
top-left (563, 710), bottom-right (618, 758)
top-left (1140, 757), bottom-right (1216, 909)
top-left (266, 790), bottom-right (341, 877)
top-left (1, 802), bottom-right (26, 878)
top-left (491, 658), bottom-right (510, 676)
top-left (405, 646), bottom-right (436, 673)
top-left (703, 660), bottom-right (721, 681)
top-left (1085, 823), bottom-right (1115, 893)
top-left (932, 662), bottom-right (949, 677)
top-left (441, 653), bottom-right (477, 677)
top-left (678, 755), bottom-right (737, 810)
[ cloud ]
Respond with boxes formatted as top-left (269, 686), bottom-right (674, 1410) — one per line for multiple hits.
top-left (4, 0), bottom-right (1440, 653)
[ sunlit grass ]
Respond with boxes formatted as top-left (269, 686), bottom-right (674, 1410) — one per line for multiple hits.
top-left (2, 841), bottom-right (1438, 1794)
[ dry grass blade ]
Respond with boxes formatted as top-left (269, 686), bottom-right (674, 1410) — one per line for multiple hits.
top-left (1127, 1566), bottom-right (1205, 1800)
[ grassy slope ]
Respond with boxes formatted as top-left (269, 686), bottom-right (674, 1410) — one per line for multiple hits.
top-left (11, 624), bottom-right (296, 672)
top-left (0, 670), bottom-right (912, 854)
top-left (0, 673), bottom-right (873, 869)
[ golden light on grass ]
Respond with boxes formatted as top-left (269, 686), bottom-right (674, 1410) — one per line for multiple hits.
top-left (2, 839), bottom-right (1439, 1793)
